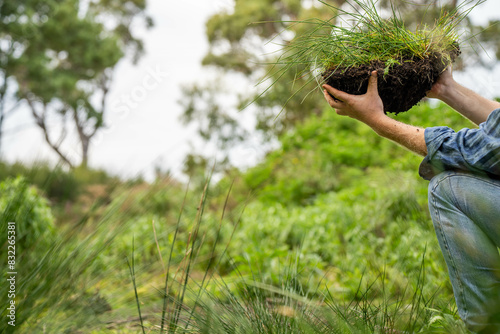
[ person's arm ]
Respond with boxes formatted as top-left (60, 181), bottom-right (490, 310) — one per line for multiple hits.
top-left (322, 71), bottom-right (428, 156)
top-left (427, 67), bottom-right (500, 125)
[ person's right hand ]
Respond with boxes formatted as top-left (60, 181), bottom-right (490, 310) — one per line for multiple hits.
top-left (323, 71), bottom-right (385, 127)
top-left (426, 66), bottom-right (454, 100)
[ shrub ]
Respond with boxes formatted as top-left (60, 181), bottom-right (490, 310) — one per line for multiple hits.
top-left (0, 176), bottom-right (56, 254)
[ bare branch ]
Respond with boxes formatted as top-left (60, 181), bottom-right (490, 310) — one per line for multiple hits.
top-left (26, 96), bottom-right (74, 168)
top-left (55, 112), bottom-right (68, 147)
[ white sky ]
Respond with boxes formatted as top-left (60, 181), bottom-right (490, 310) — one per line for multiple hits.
top-left (4, 0), bottom-right (500, 181)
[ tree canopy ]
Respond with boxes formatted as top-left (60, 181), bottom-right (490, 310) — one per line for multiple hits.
top-left (0, 0), bottom-right (152, 167)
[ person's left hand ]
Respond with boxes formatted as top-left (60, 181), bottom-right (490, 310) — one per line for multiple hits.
top-left (322, 71), bottom-right (386, 127)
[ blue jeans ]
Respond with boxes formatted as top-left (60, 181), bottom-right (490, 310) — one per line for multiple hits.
top-left (429, 171), bottom-right (500, 332)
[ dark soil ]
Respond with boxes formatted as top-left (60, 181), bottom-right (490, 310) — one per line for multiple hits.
top-left (322, 49), bottom-right (460, 114)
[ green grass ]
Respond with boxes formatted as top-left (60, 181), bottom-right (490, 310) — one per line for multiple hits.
top-left (0, 101), bottom-right (478, 332)
top-left (0, 177), bottom-right (125, 333)
top-left (126, 218), bottom-right (468, 334)
top-left (276, 0), bottom-right (481, 72)
top-left (252, 0), bottom-right (483, 116)
top-left (0, 164), bottom-right (471, 333)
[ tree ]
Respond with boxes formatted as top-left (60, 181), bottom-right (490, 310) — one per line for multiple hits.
top-left (180, 0), bottom-right (500, 166)
top-left (0, 0), bottom-right (153, 168)
top-left (0, 0), bottom-right (36, 154)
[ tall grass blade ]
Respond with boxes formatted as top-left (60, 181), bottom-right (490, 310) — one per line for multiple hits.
top-left (127, 236), bottom-right (146, 334)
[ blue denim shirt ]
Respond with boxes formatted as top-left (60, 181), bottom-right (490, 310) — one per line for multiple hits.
top-left (419, 108), bottom-right (500, 181)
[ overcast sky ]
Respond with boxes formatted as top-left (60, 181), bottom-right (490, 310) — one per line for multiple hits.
top-left (4, 0), bottom-right (500, 181)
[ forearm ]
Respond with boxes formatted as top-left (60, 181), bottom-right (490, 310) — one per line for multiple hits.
top-left (368, 116), bottom-right (427, 156)
top-left (322, 72), bottom-right (428, 156)
top-left (437, 81), bottom-right (500, 125)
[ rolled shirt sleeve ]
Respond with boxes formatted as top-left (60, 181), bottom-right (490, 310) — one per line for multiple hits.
top-left (419, 108), bottom-right (500, 181)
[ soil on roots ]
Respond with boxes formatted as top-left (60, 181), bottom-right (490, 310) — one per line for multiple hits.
top-left (322, 50), bottom-right (460, 115)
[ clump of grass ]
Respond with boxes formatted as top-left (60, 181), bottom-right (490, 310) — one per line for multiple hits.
top-left (260, 0), bottom-right (483, 115)
top-left (0, 176), bottom-right (128, 332)
top-left (314, 2), bottom-right (463, 70)
top-left (280, 0), bottom-right (479, 76)
top-left (160, 249), bottom-right (464, 334)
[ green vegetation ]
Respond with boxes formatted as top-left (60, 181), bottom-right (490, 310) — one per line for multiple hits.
top-left (280, 0), bottom-right (470, 71)
top-left (0, 101), bottom-right (477, 332)
top-left (3, 1), bottom-right (495, 333)
top-left (0, 161), bottom-right (118, 202)
top-left (259, 0), bottom-right (482, 115)
top-left (0, 177), bottom-right (118, 332)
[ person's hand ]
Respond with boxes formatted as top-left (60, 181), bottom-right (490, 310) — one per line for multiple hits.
top-left (426, 66), bottom-right (454, 100)
top-left (322, 71), bottom-right (386, 127)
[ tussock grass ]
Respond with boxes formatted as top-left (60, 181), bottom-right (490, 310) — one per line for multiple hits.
top-left (0, 173), bottom-right (470, 333)
top-left (276, 0), bottom-right (480, 76)
top-left (1, 167), bottom-right (471, 332)
top-left (0, 177), bottom-right (129, 333)
top-left (256, 0), bottom-right (482, 114)
top-left (126, 177), bottom-right (469, 334)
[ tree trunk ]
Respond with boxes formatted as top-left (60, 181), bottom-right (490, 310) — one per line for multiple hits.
top-left (80, 138), bottom-right (89, 168)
